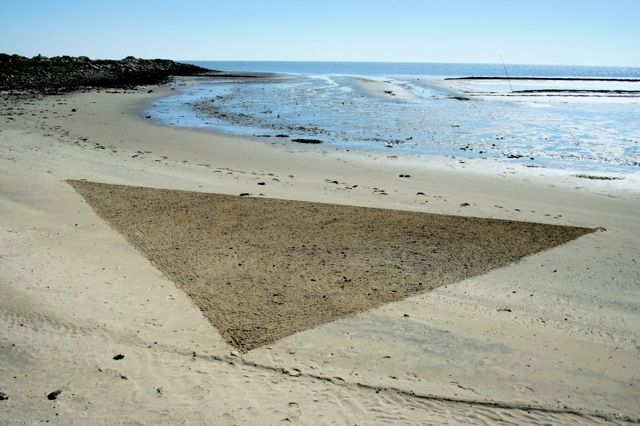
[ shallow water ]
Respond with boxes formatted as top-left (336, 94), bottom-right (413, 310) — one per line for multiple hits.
top-left (147, 70), bottom-right (640, 174)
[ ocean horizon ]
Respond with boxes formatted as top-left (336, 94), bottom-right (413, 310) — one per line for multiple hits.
top-left (184, 60), bottom-right (640, 79)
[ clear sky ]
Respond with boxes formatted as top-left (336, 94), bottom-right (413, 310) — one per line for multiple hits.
top-left (1, 0), bottom-right (638, 66)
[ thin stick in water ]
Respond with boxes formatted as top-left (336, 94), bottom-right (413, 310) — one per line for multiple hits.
top-left (500, 55), bottom-right (514, 93)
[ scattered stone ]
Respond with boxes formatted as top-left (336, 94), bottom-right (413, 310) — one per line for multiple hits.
top-left (460, 202), bottom-right (470, 207)
top-left (507, 154), bottom-right (524, 159)
top-left (275, 134), bottom-right (289, 138)
top-left (257, 182), bottom-right (266, 186)
top-left (416, 192), bottom-right (425, 196)
top-left (71, 108), bottom-right (76, 112)
top-left (403, 313), bottom-right (410, 317)
top-left (47, 389), bottom-right (62, 400)
top-left (0, 391), bottom-right (7, 400)
top-left (113, 354), bottom-right (125, 360)
top-left (398, 174), bottom-right (411, 178)
top-left (497, 308), bottom-right (512, 312)
top-left (239, 193), bottom-right (250, 197)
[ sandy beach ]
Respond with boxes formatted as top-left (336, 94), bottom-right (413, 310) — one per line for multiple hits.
top-left (1, 83), bottom-right (639, 424)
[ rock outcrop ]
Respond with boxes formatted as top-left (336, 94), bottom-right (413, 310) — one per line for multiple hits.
top-left (0, 54), bottom-right (211, 93)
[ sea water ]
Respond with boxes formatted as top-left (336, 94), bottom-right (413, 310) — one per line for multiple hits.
top-left (146, 61), bottom-right (640, 174)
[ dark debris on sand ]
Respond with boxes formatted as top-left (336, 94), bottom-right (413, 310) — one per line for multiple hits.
top-left (47, 389), bottom-right (62, 400)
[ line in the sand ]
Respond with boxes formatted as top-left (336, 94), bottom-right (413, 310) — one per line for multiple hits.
top-left (171, 345), bottom-right (639, 424)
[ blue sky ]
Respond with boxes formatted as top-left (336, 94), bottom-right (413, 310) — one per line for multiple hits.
top-left (1, 0), bottom-right (638, 66)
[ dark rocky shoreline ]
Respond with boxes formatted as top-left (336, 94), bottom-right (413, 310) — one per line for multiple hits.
top-left (0, 54), bottom-right (212, 93)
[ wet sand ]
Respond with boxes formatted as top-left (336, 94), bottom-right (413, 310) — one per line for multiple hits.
top-left (69, 180), bottom-right (592, 351)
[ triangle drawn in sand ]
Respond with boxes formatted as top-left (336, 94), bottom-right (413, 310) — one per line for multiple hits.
top-left (69, 180), bottom-right (594, 351)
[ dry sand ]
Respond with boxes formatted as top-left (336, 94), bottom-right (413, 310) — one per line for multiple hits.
top-left (1, 83), bottom-right (639, 424)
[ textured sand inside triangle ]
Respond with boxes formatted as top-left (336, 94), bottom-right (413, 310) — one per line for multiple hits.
top-left (69, 180), bottom-right (594, 351)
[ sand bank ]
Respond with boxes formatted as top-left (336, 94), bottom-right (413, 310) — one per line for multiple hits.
top-left (1, 84), bottom-right (639, 424)
top-left (356, 77), bottom-right (423, 102)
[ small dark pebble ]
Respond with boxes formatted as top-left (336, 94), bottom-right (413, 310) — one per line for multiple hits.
top-left (497, 308), bottom-right (512, 312)
top-left (275, 134), bottom-right (289, 138)
top-left (47, 389), bottom-right (62, 400)
top-left (0, 391), bottom-right (8, 400)
top-left (398, 174), bottom-right (411, 178)
top-left (257, 182), bottom-right (266, 185)
top-left (113, 354), bottom-right (125, 360)
top-left (239, 193), bottom-right (250, 197)
top-left (460, 202), bottom-right (470, 207)
top-left (403, 314), bottom-right (410, 317)
top-left (71, 108), bottom-right (76, 112)
top-left (147, 89), bottom-right (154, 93)
top-left (416, 192), bottom-right (425, 196)
top-left (145, 115), bottom-right (151, 119)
